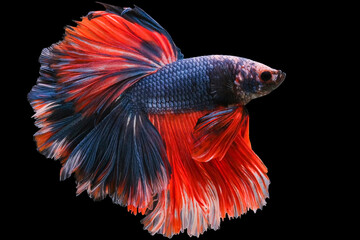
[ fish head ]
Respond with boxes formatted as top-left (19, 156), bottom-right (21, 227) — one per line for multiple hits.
top-left (235, 58), bottom-right (286, 104)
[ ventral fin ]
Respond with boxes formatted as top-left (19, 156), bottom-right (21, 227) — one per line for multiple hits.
top-left (191, 106), bottom-right (248, 162)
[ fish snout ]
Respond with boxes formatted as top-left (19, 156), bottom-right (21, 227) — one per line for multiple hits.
top-left (276, 70), bottom-right (286, 84)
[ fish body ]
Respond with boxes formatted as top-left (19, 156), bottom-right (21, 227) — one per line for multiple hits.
top-left (28, 3), bottom-right (285, 238)
top-left (125, 56), bottom-right (218, 114)
top-left (127, 55), bottom-right (284, 113)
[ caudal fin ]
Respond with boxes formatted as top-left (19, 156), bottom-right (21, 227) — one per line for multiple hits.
top-left (28, 4), bottom-right (181, 211)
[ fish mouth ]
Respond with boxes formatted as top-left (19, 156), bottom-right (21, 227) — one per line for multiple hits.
top-left (276, 70), bottom-right (286, 84)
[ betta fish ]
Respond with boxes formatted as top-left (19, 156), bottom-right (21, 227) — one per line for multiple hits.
top-left (28, 3), bottom-right (285, 238)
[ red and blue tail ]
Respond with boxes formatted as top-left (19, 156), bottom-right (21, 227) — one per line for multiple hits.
top-left (28, 4), bottom-right (181, 209)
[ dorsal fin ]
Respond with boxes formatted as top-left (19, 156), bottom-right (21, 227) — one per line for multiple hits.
top-left (97, 2), bottom-right (183, 59)
top-left (30, 5), bottom-right (183, 118)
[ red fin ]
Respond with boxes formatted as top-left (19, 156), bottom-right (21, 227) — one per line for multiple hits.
top-left (241, 113), bottom-right (252, 148)
top-left (146, 112), bottom-right (209, 237)
top-left (144, 111), bottom-right (269, 237)
top-left (191, 106), bottom-right (247, 162)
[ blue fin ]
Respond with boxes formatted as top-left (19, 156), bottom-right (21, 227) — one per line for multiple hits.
top-left (60, 97), bottom-right (171, 209)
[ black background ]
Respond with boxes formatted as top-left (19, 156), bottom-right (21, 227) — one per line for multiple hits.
top-left (13, 0), bottom-right (336, 239)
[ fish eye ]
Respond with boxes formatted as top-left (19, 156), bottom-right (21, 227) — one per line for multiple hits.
top-left (260, 71), bottom-right (272, 82)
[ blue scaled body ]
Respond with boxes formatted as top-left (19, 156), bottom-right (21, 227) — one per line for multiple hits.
top-left (126, 55), bottom-right (238, 114)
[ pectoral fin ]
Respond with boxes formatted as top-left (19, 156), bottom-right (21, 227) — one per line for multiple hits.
top-left (191, 106), bottom-right (248, 162)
